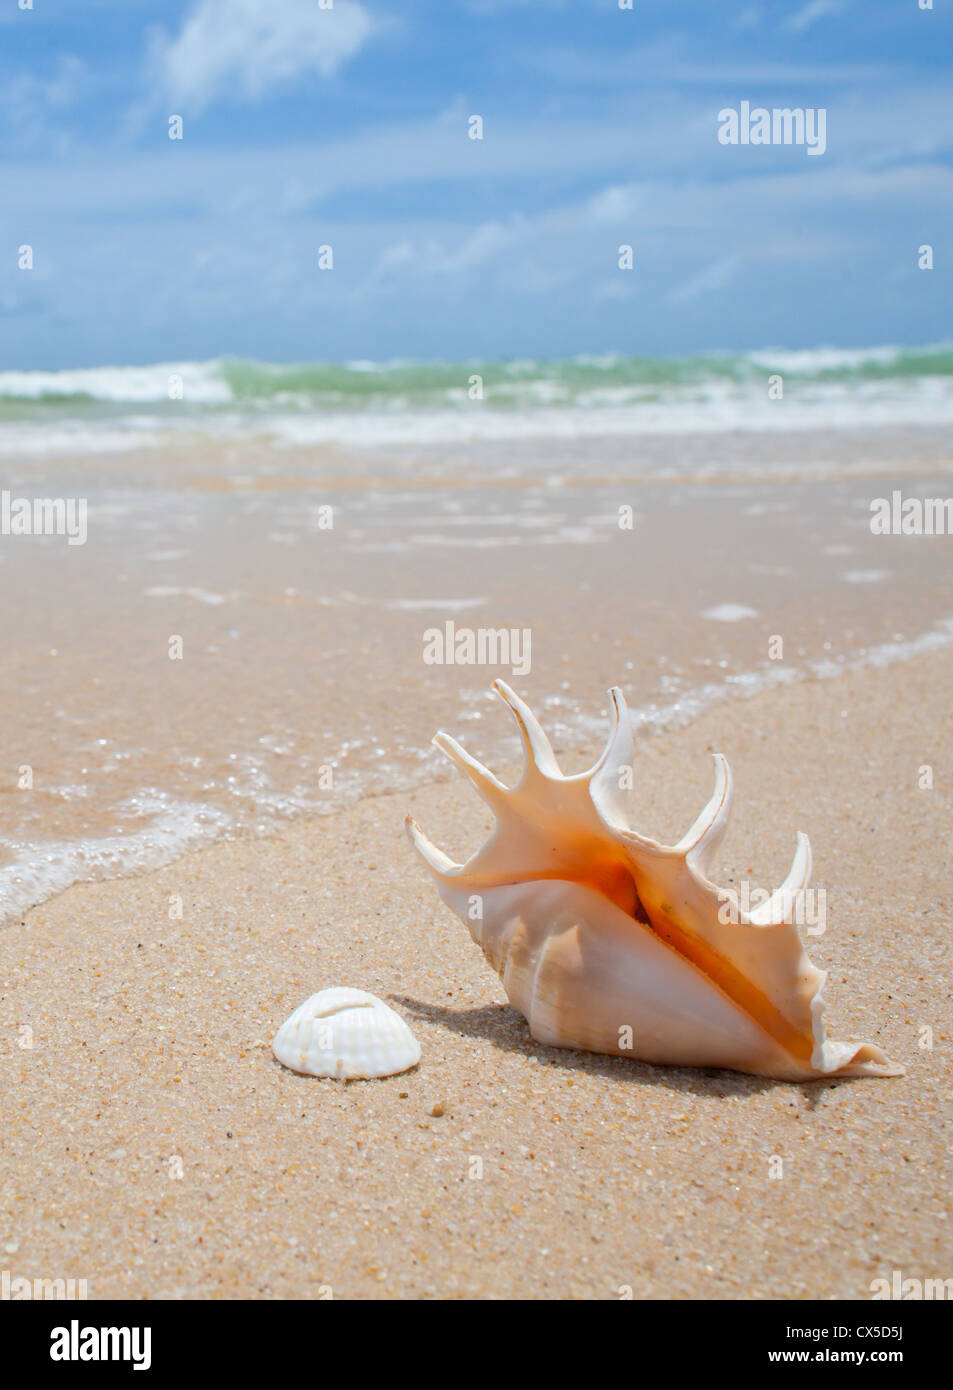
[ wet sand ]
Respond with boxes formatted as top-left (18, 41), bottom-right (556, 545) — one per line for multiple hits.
top-left (3, 431), bottom-right (953, 913)
top-left (2, 642), bottom-right (950, 1299)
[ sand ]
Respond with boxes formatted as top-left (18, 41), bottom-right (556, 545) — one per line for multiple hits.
top-left (5, 457), bottom-right (953, 872)
top-left (2, 640), bottom-right (951, 1300)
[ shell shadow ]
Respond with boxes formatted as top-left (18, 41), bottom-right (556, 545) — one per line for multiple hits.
top-left (390, 994), bottom-right (833, 1102)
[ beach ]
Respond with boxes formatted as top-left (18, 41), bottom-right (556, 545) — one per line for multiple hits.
top-left (1, 351), bottom-right (952, 1299)
top-left (1, 640), bottom-right (951, 1299)
top-left (3, 413), bottom-right (953, 920)
top-left (6, 0), bottom-right (953, 1315)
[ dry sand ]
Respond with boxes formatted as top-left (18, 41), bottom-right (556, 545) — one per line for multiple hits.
top-left (2, 646), bottom-right (951, 1300)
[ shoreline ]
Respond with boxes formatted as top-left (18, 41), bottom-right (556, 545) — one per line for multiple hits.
top-left (2, 641), bottom-right (950, 1299)
top-left (4, 605), bottom-right (953, 931)
top-left (4, 429), bottom-right (952, 938)
top-left (6, 422), bottom-right (953, 484)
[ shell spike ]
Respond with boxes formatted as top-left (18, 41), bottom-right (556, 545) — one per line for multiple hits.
top-left (677, 753), bottom-right (733, 873)
top-left (404, 813), bottom-right (460, 878)
top-left (608, 685), bottom-right (626, 721)
top-left (748, 832), bottom-right (813, 926)
top-left (492, 679), bottom-right (562, 779)
top-left (589, 685), bottom-right (640, 826)
top-left (590, 686), bottom-right (629, 772)
top-left (432, 731), bottom-right (509, 809)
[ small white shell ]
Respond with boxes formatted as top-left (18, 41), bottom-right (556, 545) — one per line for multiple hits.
top-left (273, 987), bottom-right (420, 1080)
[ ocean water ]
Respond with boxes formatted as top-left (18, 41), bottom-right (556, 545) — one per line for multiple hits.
top-left (1, 344), bottom-right (952, 926)
top-left (2, 343), bottom-right (953, 459)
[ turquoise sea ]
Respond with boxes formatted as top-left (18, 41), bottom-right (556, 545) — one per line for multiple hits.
top-left (2, 343), bottom-right (952, 459)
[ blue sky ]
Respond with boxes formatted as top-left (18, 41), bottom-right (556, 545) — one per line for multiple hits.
top-left (2, 0), bottom-right (951, 368)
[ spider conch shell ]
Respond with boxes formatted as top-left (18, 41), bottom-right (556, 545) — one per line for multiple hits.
top-left (406, 681), bottom-right (902, 1082)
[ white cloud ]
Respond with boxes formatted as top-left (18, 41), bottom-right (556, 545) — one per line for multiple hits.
top-left (783, 0), bottom-right (845, 34)
top-left (588, 184), bottom-right (640, 223)
top-left (368, 221), bottom-right (521, 289)
top-left (735, 5), bottom-right (763, 29)
top-left (0, 54), bottom-right (88, 150)
top-left (432, 222), bottom-right (515, 273)
top-left (468, 0), bottom-right (567, 13)
top-left (593, 278), bottom-right (637, 304)
top-left (1, 54), bottom-right (87, 115)
top-left (536, 38), bottom-right (884, 87)
top-left (152, 0), bottom-right (374, 112)
top-left (669, 255), bottom-right (744, 304)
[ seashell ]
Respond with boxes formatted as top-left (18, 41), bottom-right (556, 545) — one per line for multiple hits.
top-left (406, 681), bottom-right (903, 1082)
top-left (273, 987), bottom-right (420, 1080)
